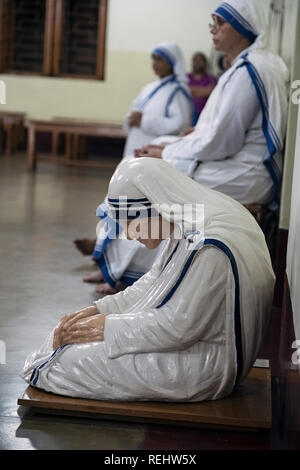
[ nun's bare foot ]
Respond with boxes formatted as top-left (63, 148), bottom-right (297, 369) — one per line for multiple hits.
top-left (73, 238), bottom-right (96, 255)
top-left (83, 271), bottom-right (104, 283)
top-left (95, 282), bottom-right (127, 296)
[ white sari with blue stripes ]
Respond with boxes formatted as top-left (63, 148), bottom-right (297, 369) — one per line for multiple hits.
top-left (21, 229), bottom-right (273, 402)
top-left (21, 159), bottom-right (275, 403)
top-left (122, 74), bottom-right (193, 159)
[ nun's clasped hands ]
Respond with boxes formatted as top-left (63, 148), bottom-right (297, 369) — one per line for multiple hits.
top-left (53, 306), bottom-right (105, 349)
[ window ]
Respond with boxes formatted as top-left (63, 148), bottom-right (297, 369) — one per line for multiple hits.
top-left (0, 0), bottom-right (107, 79)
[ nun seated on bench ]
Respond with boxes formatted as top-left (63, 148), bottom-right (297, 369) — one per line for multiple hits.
top-left (138, 0), bottom-right (289, 209)
top-left (21, 158), bottom-right (274, 403)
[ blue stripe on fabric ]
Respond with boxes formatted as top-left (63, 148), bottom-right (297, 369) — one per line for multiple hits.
top-left (108, 197), bottom-right (158, 221)
top-left (221, 2), bottom-right (255, 32)
top-left (247, 60), bottom-right (280, 153)
top-left (119, 242), bottom-right (180, 288)
top-left (154, 236), bottom-right (243, 389)
top-left (108, 197), bottom-right (149, 204)
top-left (30, 344), bottom-right (71, 386)
top-left (94, 201), bottom-right (122, 259)
top-left (214, 5), bottom-right (257, 42)
top-left (93, 232), bottom-right (115, 260)
top-left (120, 276), bottom-right (139, 286)
top-left (123, 269), bottom-right (145, 276)
top-left (192, 104), bottom-right (199, 127)
top-left (152, 47), bottom-right (175, 68)
top-left (242, 59), bottom-right (281, 206)
top-left (164, 84), bottom-right (195, 121)
top-left (120, 272), bottom-right (145, 286)
top-left (96, 210), bottom-right (107, 221)
top-left (269, 121), bottom-right (281, 150)
top-left (98, 252), bottom-right (117, 287)
top-left (93, 216), bottom-right (122, 261)
top-left (156, 241), bottom-right (202, 309)
top-left (30, 350), bottom-right (57, 384)
top-left (99, 252), bottom-right (145, 287)
top-left (109, 202), bottom-right (152, 208)
top-left (203, 239), bottom-right (243, 388)
top-left (112, 207), bottom-right (159, 220)
top-left (163, 242), bottom-right (180, 271)
top-left (139, 76), bottom-right (176, 110)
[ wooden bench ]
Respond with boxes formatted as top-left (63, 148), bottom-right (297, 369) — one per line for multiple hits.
top-left (0, 111), bottom-right (26, 155)
top-left (18, 367), bottom-right (271, 432)
top-left (27, 118), bottom-right (126, 171)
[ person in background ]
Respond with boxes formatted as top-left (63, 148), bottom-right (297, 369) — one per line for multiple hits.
top-left (122, 41), bottom-right (193, 158)
top-left (217, 53), bottom-right (232, 76)
top-left (188, 52), bottom-right (217, 121)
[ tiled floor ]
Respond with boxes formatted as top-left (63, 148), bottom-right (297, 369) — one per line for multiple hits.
top-left (0, 153), bottom-right (298, 450)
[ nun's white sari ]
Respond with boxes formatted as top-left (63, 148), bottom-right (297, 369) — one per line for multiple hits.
top-left (122, 42), bottom-right (193, 159)
top-left (21, 159), bottom-right (274, 402)
top-left (122, 74), bottom-right (193, 159)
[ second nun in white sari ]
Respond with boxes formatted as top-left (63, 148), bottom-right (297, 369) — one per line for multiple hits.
top-left (21, 158), bottom-right (274, 403)
top-left (122, 41), bottom-right (194, 158)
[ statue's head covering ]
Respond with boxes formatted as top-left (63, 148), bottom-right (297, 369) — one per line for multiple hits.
top-left (107, 157), bottom-right (269, 250)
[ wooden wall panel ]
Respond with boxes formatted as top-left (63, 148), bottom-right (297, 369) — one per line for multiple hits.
top-left (0, 0), bottom-right (107, 79)
top-left (57, 0), bottom-right (102, 77)
top-left (11, 0), bottom-right (47, 73)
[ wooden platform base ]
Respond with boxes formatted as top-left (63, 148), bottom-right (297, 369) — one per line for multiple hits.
top-left (18, 367), bottom-right (271, 432)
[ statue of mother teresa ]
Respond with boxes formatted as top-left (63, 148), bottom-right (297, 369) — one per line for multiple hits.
top-left (21, 158), bottom-right (274, 402)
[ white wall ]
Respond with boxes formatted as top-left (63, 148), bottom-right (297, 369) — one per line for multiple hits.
top-left (286, 102), bottom-right (300, 345)
top-left (279, 0), bottom-right (300, 229)
top-left (107, 0), bottom-right (221, 57)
